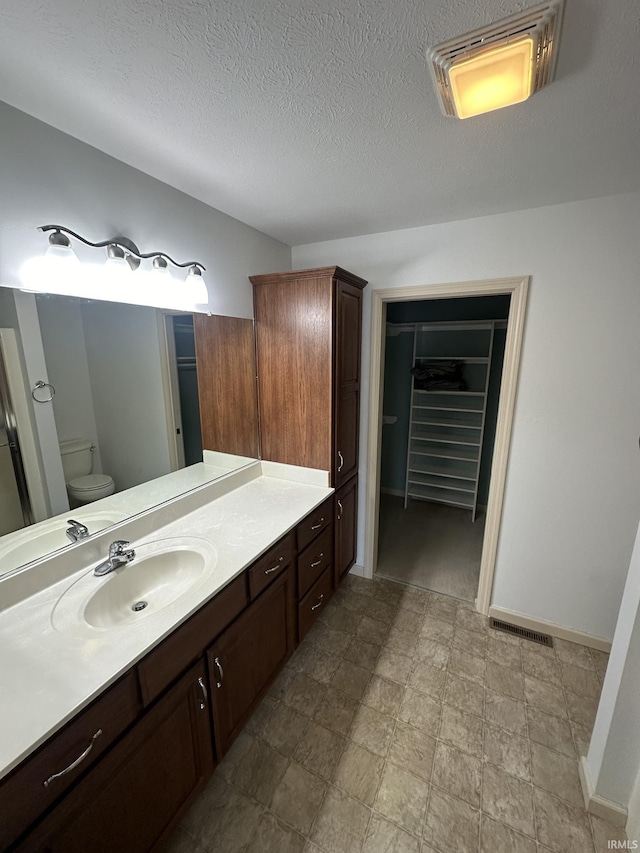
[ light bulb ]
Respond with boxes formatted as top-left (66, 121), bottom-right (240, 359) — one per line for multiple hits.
top-left (20, 230), bottom-right (81, 293)
top-left (186, 265), bottom-right (208, 304)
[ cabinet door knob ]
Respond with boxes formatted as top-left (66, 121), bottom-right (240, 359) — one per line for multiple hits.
top-left (337, 499), bottom-right (343, 521)
top-left (311, 518), bottom-right (324, 531)
top-left (310, 553), bottom-right (324, 568)
top-left (311, 594), bottom-right (324, 611)
top-left (338, 451), bottom-right (344, 471)
top-left (43, 729), bottom-right (102, 787)
top-left (198, 676), bottom-right (208, 710)
top-left (214, 657), bottom-right (224, 688)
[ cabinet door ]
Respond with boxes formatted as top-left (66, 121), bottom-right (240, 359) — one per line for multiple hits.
top-left (334, 281), bottom-right (362, 486)
top-left (208, 566), bottom-right (296, 758)
top-left (18, 661), bottom-right (214, 853)
top-left (335, 476), bottom-right (358, 585)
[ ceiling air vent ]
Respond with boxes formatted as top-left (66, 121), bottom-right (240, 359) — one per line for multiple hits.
top-left (490, 617), bottom-right (553, 647)
top-left (428, 0), bottom-right (565, 118)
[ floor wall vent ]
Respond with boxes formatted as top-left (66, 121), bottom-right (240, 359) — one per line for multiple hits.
top-left (490, 618), bottom-right (553, 647)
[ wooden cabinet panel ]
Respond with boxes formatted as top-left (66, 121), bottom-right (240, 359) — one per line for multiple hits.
top-left (298, 524), bottom-right (333, 599)
top-left (138, 573), bottom-right (247, 706)
top-left (335, 476), bottom-right (358, 586)
top-left (0, 672), bottom-right (139, 852)
top-left (208, 567), bottom-right (296, 758)
top-left (298, 566), bottom-right (333, 642)
top-left (335, 386), bottom-right (359, 487)
top-left (17, 661), bottom-right (213, 853)
top-left (336, 282), bottom-right (362, 386)
top-left (248, 532), bottom-right (295, 600)
top-left (193, 314), bottom-right (259, 458)
top-left (297, 495), bottom-right (333, 552)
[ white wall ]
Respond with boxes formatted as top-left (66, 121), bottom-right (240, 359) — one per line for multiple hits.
top-left (0, 101), bottom-right (290, 319)
top-left (293, 192), bottom-right (640, 641)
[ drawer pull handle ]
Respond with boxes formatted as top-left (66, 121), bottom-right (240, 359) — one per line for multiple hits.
top-left (43, 729), bottom-right (102, 787)
top-left (310, 553), bottom-right (324, 568)
top-left (337, 499), bottom-right (343, 521)
top-left (311, 518), bottom-right (324, 531)
top-left (214, 657), bottom-right (224, 688)
top-left (264, 563), bottom-right (281, 574)
top-left (198, 676), bottom-right (208, 710)
top-left (311, 594), bottom-right (324, 611)
top-left (338, 451), bottom-right (344, 472)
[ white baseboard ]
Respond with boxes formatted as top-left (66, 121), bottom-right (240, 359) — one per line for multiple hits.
top-left (348, 564), bottom-right (369, 579)
top-left (488, 605), bottom-right (612, 653)
top-left (379, 487), bottom-right (405, 498)
top-left (579, 756), bottom-right (628, 828)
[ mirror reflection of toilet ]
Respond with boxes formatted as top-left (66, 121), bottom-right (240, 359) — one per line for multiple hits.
top-left (58, 439), bottom-right (115, 506)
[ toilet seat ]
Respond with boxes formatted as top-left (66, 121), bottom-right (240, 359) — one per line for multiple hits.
top-left (67, 474), bottom-right (115, 503)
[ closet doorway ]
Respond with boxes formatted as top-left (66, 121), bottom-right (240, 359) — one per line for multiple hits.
top-left (365, 277), bottom-right (529, 613)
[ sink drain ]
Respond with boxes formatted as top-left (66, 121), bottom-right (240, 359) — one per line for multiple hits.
top-left (132, 600), bottom-right (148, 612)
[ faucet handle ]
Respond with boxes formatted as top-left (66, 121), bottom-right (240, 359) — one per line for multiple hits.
top-left (108, 540), bottom-right (131, 557)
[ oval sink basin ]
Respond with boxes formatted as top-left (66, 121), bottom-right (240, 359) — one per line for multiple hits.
top-left (52, 537), bottom-right (218, 633)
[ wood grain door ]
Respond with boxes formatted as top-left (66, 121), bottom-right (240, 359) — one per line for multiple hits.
top-left (208, 566), bottom-right (296, 759)
top-left (335, 476), bottom-right (358, 585)
top-left (334, 280), bottom-right (362, 486)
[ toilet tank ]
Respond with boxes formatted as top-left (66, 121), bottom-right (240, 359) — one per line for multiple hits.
top-left (59, 439), bottom-right (93, 481)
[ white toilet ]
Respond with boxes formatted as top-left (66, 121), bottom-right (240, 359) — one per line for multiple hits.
top-left (59, 439), bottom-right (115, 505)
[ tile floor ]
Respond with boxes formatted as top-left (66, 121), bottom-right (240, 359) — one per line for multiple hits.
top-left (166, 574), bottom-right (627, 853)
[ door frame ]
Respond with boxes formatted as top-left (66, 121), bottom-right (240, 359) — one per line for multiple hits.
top-left (364, 276), bottom-right (529, 615)
top-left (157, 311), bottom-right (187, 472)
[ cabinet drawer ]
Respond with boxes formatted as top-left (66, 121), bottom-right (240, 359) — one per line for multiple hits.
top-left (137, 573), bottom-right (247, 706)
top-left (297, 495), bottom-right (333, 552)
top-left (297, 525), bottom-right (333, 599)
top-left (248, 532), bottom-right (295, 600)
top-left (0, 671), bottom-right (139, 851)
top-left (298, 565), bottom-right (333, 642)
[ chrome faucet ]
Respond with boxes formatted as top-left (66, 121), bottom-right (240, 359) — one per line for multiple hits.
top-left (94, 540), bottom-right (136, 577)
top-left (66, 519), bottom-right (89, 543)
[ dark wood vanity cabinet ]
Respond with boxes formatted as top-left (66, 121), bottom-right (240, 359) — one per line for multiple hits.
top-left (16, 661), bottom-right (213, 853)
top-left (251, 266), bottom-right (367, 487)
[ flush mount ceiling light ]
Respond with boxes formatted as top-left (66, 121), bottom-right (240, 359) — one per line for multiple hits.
top-left (20, 225), bottom-right (208, 308)
top-left (428, 0), bottom-right (564, 119)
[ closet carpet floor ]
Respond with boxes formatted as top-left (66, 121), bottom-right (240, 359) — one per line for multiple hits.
top-left (376, 495), bottom-right (485, 602)
top-left (166, 574), bottom-right (622, 853)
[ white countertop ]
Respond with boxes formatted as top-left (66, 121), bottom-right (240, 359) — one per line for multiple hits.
top-left (0, 463), bottom-right (332, 781)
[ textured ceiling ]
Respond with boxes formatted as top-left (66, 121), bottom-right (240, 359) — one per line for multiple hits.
top-left (0, 0), bottom-right (639, 245)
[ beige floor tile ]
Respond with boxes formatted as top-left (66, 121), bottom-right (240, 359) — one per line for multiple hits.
top-left (310, 786), bottom-right (371, 853)
top-left (415, 637), bottom-right (451, 669)
top-left (195, 775), bottom-right (264, 853)
top-left (526, 706), bottom-right (575, 757)
top-left (424, 787), bottom-right (480, 853)
top-left (262, 702), bottom-right (310, 756)
top-left (350, 704), bottom-right (396, 756)
top-left (523, 675), bottom-right (568, 719)
top-left (362, 813), bottom-right (421, 853)
top-left (590, 649), bottom-right (609, 681)
top-left (165, 826), bottom-right (205, 853)
top-left (269, 667), bottom-right (297, 702)
top-left (320, 605), bottom-right (362, 635)
top-left (485, 660), bottom-right (525, 701)
top-left (560, 663), bottom-right (602, 699)
top-left (443, 672), bottom-right (484, 717)
top-left (344, 636), bottom-right (381, 671)
top-left (344, 575), bottom-right (375, 597)
top-left (420, 616), bottom-right (455, 645)
top-left (480, 815), bottom-right (536, 853)
top-left (227, 736), bottom-right (289, 805)
top-left (565, 690), bottom-right (599, 729)
top-left (368, 598), bottom-right (399, 625)
top-left (336, 590), bottom-right (370, 615)
top-left (375, 648), bottom-right (414, 684)
top-left (483, 723), bottom-right (530, 780)
top-left (490, 627), bottom-right (522, 648)
top-left (457, 608), bottom-right (488, 636)
top-left (407, 660), bottom-right (447, 700)
top-left (453, 625), bottom-right (487, 657)
top-left (432, 741), bottom-right (482, 808)
top-left (304, 647), bottom-right (342, 685)
top-left (554, 638), bottom-right (595, 670)
top-left (484, 689), bottom-right (527, 737)
top-left (357, 616), bottom-right (390, 646)
top-left (244, 694), bottom-right (278, 736)
top-left (428, 596), bottom-right (458, 624)
top-left (521, 647), bottom-right (562, 686)
top-left (332, 741), bottom-right (384, 806)
top-left (482, 764), bottom-right (535, 837)
top-left (362, 674), bottom-right (405, 716)
top-left (533, 787), bottom-right (594, 853)
top-left (388, 721), bottom-right (437, 782)
top-left (313, 686), bottom-right (359, 736)
top-left (590, 814), bottom-right (628, 853)
top-left (330, 659), bottom-right (372, 700)
top-left (530, 742), bottom-right (584, 807)
top-left (439, 704), bottom-right (484, 758)
top-left (374, 762), bottom-right (429, 836)
top-left (384, 626), bottom-right (419, 657)
top-left (393, 608), bottom-right (424, 635)
top-left (293, 721), bottom-right (346, 781)
top-left (283, 673), bottom-right (326, 716)
top-left (374, 577), bottom-right (405, 602)
top-left (399, 687), bottom-right (443, 736)
top-left (270, 761), bottom-right (327, 835)
top-left (398, 586), bottom-right (431, 614)
top-left (449, 646), bottom-right (486, 685)
top-left (571, 721), bottom-right (593, 757)
top-left (215, 730), bottom-right (253, 785)
top-left (245, 812), bottom-right (306, 853)
top-left (486, 634), bottom-right (521, 671)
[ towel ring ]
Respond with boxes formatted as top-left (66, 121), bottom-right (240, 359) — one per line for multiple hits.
top-left (32, 380), bottom-right (55, 403)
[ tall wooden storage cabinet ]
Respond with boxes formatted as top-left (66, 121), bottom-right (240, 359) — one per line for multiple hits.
top-left (251, 266), bottom-right (367, 585)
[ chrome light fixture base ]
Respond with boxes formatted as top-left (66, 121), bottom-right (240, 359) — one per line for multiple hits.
top-left (428, 0), bottom-right (564, 118)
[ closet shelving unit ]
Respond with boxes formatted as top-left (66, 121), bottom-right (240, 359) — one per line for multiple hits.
top-left (403, 321), bottom-right (495, 521)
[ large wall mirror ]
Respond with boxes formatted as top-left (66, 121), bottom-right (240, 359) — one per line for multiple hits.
top-left (0, 288), bottom-right (259, 577)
